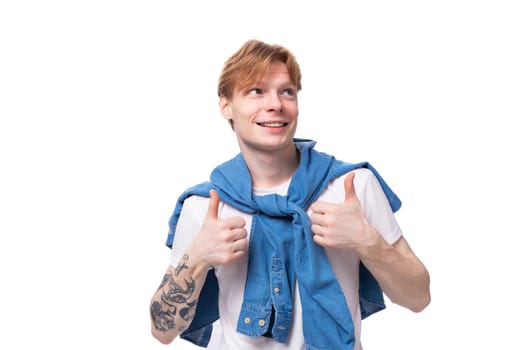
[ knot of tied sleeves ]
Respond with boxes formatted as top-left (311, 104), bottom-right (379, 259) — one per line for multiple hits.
top-left (210, 139), bottom-right (362, 349)
top-left (166, 139), bottom-right (402, 349)
top-left (242, 193), bottom-right (356, 346)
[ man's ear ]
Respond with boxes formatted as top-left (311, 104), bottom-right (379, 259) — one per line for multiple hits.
top-left (219, 95), bottom-right (233, 121)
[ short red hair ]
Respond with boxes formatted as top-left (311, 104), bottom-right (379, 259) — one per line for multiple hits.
top-left (218, 40), bottom-right (302, 99)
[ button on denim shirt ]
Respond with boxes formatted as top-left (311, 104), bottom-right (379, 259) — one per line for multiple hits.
top-left (166, 139), bottom-right (402, 349)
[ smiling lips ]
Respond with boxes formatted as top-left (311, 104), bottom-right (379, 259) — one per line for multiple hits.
top-left (257, 122), bottom-right (288, 128)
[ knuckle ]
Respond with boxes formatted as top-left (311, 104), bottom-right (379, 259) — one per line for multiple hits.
top-left (324, 216), bottom-right (336, 227)
top-left (239, 239), bottom-right (248, 250)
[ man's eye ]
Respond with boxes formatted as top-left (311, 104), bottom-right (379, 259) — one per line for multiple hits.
top-left (282, 89), bottom-right (296, 96)
top-left (247, 88), bottom-right (262, 95)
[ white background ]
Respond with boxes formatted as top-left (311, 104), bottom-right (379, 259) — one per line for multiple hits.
top-left (1, 1), bottom-right (524, 349)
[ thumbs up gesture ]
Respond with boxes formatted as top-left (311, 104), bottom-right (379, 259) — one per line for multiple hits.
top-left (310, 172), bottom-right (376, 250)
top-left (186, 190), bottom-right (248, 267)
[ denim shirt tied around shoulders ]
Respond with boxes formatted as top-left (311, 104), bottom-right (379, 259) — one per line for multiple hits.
top-left (165, 139), bottom-right (402, 350)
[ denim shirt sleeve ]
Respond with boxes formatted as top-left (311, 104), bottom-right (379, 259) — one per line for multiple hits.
top-left (359, 263), bottom-right (386, 319)
top-left (180, 270), bottom-right (220, 347)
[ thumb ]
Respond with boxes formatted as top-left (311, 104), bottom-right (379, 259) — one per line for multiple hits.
top-left (344, 172), bottom-right (357, 203)
top-left (206, 189), bottom-right (220, 220)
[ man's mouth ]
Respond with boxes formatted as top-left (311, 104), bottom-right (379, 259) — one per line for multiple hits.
top-left (257, 122), bottom-right (288, 128)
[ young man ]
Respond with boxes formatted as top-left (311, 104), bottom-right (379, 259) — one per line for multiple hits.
top-left (150, 40), bottom-right (430, 349)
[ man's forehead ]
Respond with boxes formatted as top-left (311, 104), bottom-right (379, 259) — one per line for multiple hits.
top-left (234, 62), bottom-right (294, 91)
top-left (266, 61), bottom-right (289, 74)
top-left (259, 63), bottom-right (292, 83)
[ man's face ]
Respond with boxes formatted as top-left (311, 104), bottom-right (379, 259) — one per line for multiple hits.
top-left (220, 61), bottom-right (299, 154)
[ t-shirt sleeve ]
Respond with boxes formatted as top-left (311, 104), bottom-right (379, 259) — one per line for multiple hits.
top-left (169, 195), bottom-right (210, 266)
top-left (353, 168), bottom-right (402, 244)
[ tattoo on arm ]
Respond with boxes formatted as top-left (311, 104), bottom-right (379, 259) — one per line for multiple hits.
top-left (174, 254), bottom-right (189, 276)
top-left (151, 255), bottom-right (198, 334)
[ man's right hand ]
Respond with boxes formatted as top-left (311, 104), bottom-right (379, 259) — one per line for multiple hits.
top-left (186, 189), bottom-right (248, 268)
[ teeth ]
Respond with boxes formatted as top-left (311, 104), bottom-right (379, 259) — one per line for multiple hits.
top-left (260, 122), bottom-right (285, 127)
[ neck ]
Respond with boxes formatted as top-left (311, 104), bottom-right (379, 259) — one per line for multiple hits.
top-left (241, 144), bottom-right (299, 189)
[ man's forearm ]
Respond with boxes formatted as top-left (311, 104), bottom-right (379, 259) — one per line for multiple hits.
top-left (357, 235), bottom-right (431, 313)
top-left (150, 253), bottom-right (209, 344)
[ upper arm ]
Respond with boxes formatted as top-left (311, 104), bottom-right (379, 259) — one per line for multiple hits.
top-left (353, 168), bottom-right (403, 244)
top-left (391, 235), bottom-right (415, 256)
top-left (170, 196), bottom-right (210, 265)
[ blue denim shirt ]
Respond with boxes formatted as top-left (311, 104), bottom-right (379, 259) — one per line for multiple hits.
top-left (166, 140), bottom-right (401, 349)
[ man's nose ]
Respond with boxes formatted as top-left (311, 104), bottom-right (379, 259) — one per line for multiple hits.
top-left (265, 91), bottom-right (283, 112)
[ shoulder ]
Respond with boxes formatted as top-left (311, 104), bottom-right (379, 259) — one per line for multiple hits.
top-left (319, 167), bottom-right (392, 207)
top-left (180, 194), bottom-right (245, 221)
top-left (331, 167), bottom-right (379, 196)
top-left (317, 168), bottom-right (370, 203)
top-left (182, 194), bottom-right (210, 206)
top-left (343, 167), bottom-right (376, 184)
top-left (179, 194), bottom-right (211, 220)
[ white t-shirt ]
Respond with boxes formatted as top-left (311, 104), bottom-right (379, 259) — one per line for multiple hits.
top-left (170, 168), bottom-right (402, 350)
